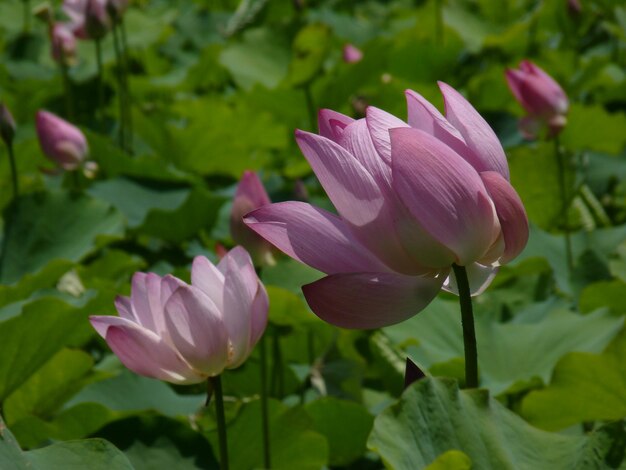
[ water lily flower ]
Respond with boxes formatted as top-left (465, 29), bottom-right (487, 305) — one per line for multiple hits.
top-left (36, 110), bottom-right (88, 171)
top-left (90, 247), bottom-right (269, 384)
top-left (245, 83), bottom-right (528, 329)
top-left (50, 23), bottom-right (77, 65)
top-left (505, 60), bottom-right (569, 139)
top-left (342, 44), bottom-right (363, 64)
top-left (231, 171), bottom-right (276, 267)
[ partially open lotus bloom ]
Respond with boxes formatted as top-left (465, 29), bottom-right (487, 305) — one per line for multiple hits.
top-left (90, 247), bottom-right (269, 384)
top-left (36, 110), bottom-right (88, 171)
top-left (342, 44), bottom-right (363, 64)
top-left (245, 83), bottom-right (528, 329)
top-left (63, 0), bottom-right (111, 40)
top-left (505, 60), bottom-right (569, 139)
top-left (230, 171), bottom-right (276, 267)
top-left (50, 23), bottom-right (77, 65)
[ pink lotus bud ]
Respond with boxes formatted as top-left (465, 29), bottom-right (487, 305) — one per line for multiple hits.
top-left (230, 171), bottom-right (276, 267)
top-left (50, 23), bottom-right (77, 65)
top-left (36, 110), bottom-right (88, 171)
top-left (89, 247), bottom-right (269, 384)
top-left (63, 0), bottom-right (110, 40)
top-left (505, 60), bottom-right (569, 139)
top-left (342, 44), bottom-right (363, 64)
top-left (245, 84), bottom-right (528, 329)
top-left (106, 0), bottom-right (128, 20)
top-left (0, 103), bottom-right (16, 147)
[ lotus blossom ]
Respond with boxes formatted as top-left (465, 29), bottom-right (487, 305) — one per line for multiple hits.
top-left (505, 60), bottom-right (569, 139)
top-left (90, 247), bottom-right (269, 384)
top-left (36, 110), bottom-right (88, 171)
top-left (50, 23), bottom-right (77, 65)
top-left (342, 44), bottom-right (363, 64)
top-left (63, 0), bottom-right (111, 40)
top-left (230, 171), bottom-right (276, 267)
top-left (245, 83), bottom-right (528, 329)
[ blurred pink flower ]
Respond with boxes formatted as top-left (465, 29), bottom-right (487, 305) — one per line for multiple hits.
top-left (63, 0), bottom-right (111, 40)
top-left (342, 44), bottom-right (363, 64)
top-left (505, 60), bottom-right (569, 139)
top-left (245, 83), bottom-right (528, 329)
top-left (90, 248), bottom-right (269, 384)
top-left (230, 171), bottom-right (276, 267)
top-left (50, 23), bottom-right (77, 65)
top-left (36, 110), bottom-right (88, 171)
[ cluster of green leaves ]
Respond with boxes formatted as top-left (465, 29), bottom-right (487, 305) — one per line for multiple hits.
top-left (0, 0), bottom-right (626, 468)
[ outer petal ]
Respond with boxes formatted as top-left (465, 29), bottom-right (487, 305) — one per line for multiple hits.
top-left (130, 272), bottom-right (168, 336)
top-left (221, 247), bottom-right (259, 366)
top-left (244, 201), bottom-right (386, 274)
top-left (338, 119), bottom-right (391, 186)
top-left (295, 129), bottom-right (385, 228)
top-left (480, 171), bottom-right (529, 264)
top-left (365, 106), bottom-right (409, 163)
top-left (302, 270), bottom-right (448, 329)
top-left (438, 82), bottom-right (510, 180)
top-left (505, 69), bottom-right (527, 107)
top-left (248, 281), bottom-right (269, 351)
top-left (89, 315), bottom-right (203, 384)
top-left (442, 263), bottom-right (499, 296)
top-left (318, 109), bottom-right (354, 143)
top-left (390, 127), bottom-right (500, 266)
top-left (521, 60), bottom-right (568, 112)
top-left (191, 255), bottom-right (225, 311)
top-left (163, 285), bottom-right (230, 377)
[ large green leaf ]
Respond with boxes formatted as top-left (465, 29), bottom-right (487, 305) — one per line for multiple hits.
top-left (383, 299), bottom-right (623, 395)
top-left (368, 377), bottom-right (623, 469)
top-left (561, 104), bottom-right (626, 154)
top-left (0, 415), bottom-right (133, 470)
top-left (522, 330), bottom-right (626, 431)
top-left (0, 191), bottom-right (124, 284)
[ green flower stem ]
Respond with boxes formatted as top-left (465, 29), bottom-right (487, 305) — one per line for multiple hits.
top-left (452, 264), bottom-right (478, 389)
top-left (7, 141), bottom-right (19, 199)
top-left (59, 51), bottom-right (74, 121)
top-left (554, 136), bottom-right (574, 273)
top-left (119, 19), bottom-right (133, 152)
top-left (259, 336), bottom-right (271, 468)
top-left (209, 375), bottom-right (229, 470)
top-left (94, 38), bottom-right (104, 127)
top-left (111, 23), bottom-right (126, 150)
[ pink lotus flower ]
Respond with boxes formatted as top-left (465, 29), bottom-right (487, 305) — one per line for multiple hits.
top-left (50, 23), bottom-right (77, 65)
top-left (342, 44), bottom-right (363, 64)
top-left (36, 110), bottom-right (88, 171)
top-left (90, 248), bottom-right (269, 384)
top-left (505, 60), bottom-right (569, 139)
top-left (63, 0), bottom-right (111, 40)
top-left (245, 83), bottom-right (528, 329)
top-left (230, 171), bottom-right (276, 267)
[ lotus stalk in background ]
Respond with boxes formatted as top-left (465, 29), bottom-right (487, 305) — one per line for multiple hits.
top-left (0, 102), bottom-right (18, 198)
top-left (245, 83), bottom-right (529, 388)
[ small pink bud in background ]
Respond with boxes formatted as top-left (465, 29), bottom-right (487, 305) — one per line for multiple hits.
top-left (230, 171), bottom-right (276, 267)
top-left (505, 60), bottom-right (569, 139)
top-left (214, 242), bottom-right (228, 260)
top-left (50, 23), bottom-right (77, 65)
top-left (342, 44), bottom-right (363, 64)
top-left (36, 110), bottom-right (88, 171)
top-left (90, 248), bottom-right (269, 384)
top-left (0, 103), bottom-right (16, 147)
top-left (567, 0), bottom-right (582, 16)
top-left (64, 0), bottom-right (111, 40)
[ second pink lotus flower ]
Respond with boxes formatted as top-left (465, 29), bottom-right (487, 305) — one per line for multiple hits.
top-left (245, 83), bottom-right (528, 329)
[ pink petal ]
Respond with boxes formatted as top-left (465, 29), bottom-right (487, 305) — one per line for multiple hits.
top-left (163, 285), bottom-right (230, 376)
top-left (505, 69), bottom-right (526, 107)
top-left (365, 106), bottom-right (409, 163)
top-left (438, 82), bottom-right (510, 180)
top-left (318, 109), bottom-right (354, 143)
top-left (302, 270), bottom-right (448, 329)
top-left (442, 263), bottom-right (499, 296)
top-left (248, 281), bottom-right (269, 351)
top-left (114, 295), bottom-right (133, 321)
top-left (191, 256), bottom-right (225, 310)
top-left (520, 60), bottom-right (568, 111)
top-left (338, 118), bottom-right (391, 186)
top-left (129, 272), bottom-right (168, 335)
top-left (390, 127), bottom-right (500, 266)
top-left (295, 129), bottom-right (385, 228)
top-left (221, 247), bottom-right (259, 367)
top-left (89, 315), bottom-right (202, 384)
top-left (480, 171), bottom-right (529, 264)
top-left (244, 201), bottom-right (386, 274)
